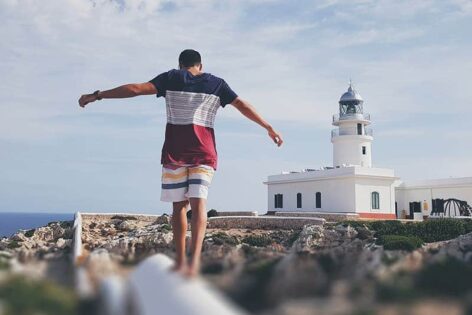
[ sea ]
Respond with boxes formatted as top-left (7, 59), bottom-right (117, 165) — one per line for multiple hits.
top-left (0, 212), bottom-right (74, 238)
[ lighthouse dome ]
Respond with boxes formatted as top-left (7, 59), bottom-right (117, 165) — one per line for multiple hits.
top-left (339, 84), bottom-right (363, 103)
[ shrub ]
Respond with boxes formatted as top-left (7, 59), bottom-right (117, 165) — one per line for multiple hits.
top-left (376, 235), bottom-right (423, 251)
top-left (110, 215), bottom-right (137, 221)
top-left (287, 231), bottom-right (301, 246)
top-left (242, 234), bottom-right (273, 247)
top-left (463, 219), bottom-right (472, 234)
top-left (368, 219), bottom-right (469, 244)
top-left (60, 221), bottom-right (73, 228)
top-left (202, 262), bottom-right (224, 274)
top-left (207, 209), bottom-right (218, 218)
top-left (370, 220), bottom-right (406, 236)
top-left (412, 219), bottom-right (466, 243)
top-left (24, 229), bottom-right (35, 238)
top-left (339, 220), bottom-right (372, 230)
top-left (0, 276), bottom-right (79, 315)
top-left (209, 232), bottom-right (240, 246)
top-left (7, 240), bottom-right (21, 249)
top-left (0, 254), bottom-right (10, 270)
top-left (160, 224), bottom-right (172, 232)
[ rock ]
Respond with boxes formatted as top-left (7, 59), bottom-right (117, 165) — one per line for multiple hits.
top-left (457, 232), bottom-right (472, 253)
top-left (85, 248), bottom-right (119, 281)
top-left (0, 239), bottom-right (8, 251)
top-left (17, 248), bottom-right (35, 263)
top-left (154, 214), bottom-right (171, 225)
top-left (34, 227), bottom-right (55, 242)
top-left (118, 220), bottom-right (136, 231)
top-left (356, 227), bottom-right (373, 240)
top-left (11, 233), bottom-right (27, 242)
top-left (51, 225), bottom-right (65, 240)
top-left (268, 252), bottom-right (329, 302)
top-left (292, 225), bottom-right (324, 253)
top-left (101, 227), bottom-right (117, 237)
top-left (56, 238), bottom-right (66, 249)
top-left (335, 224), bottom-right (358, 239)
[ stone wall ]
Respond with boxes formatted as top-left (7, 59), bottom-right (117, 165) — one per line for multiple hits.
top-left (216, 211), bottom-right (258, 217)
top-left (274, 211), bottom-right (359, 222)
top-left (207, 216), bottom-right (325, 230)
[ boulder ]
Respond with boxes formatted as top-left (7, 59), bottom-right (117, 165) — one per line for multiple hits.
top-left (55, 238), bottom-right (67, 249)
top-left (154, 214), bottom-right (171, 225)
top-left (118, 220), bottom-right (136, 231)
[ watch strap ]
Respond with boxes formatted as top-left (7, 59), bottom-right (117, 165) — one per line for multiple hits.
top-left (93, 90), bottom-right (102, 100)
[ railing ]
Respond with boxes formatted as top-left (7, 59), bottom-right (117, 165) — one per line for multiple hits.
top-left (331, 128), bottom-right (373, 138)
top-left (332, 113), bottom-right (371, 123)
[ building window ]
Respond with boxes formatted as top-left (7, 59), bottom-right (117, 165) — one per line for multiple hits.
top-left (297, 193), bottom-right (302, 208)
top-left (275, 194), bottom-right (283, 208)
top-left (357, 123), bottom-right (362, 135)
top-left (362, 146), bottom-right (366, 155)
top-left (371, 191), bottom-right (380, 209)
top-left (315, 192), bottom-right (322, 209)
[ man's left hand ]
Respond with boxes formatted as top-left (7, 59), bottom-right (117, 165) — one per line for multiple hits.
top-left (78, 94), bottom-right (97, 108)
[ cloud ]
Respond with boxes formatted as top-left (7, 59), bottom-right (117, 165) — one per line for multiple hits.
top-left (1, 0), bottom-right (471, 139)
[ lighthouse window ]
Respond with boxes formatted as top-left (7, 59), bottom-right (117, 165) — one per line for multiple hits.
top-left (316, 192), bottom-right (322, 208)
top-left (371, 192), bottom-right (380, 209)
top-left (297, 193), bottom-right (302, 208)
top-left (357, 123), bottom-right (362, 135)
top-left (362, 146), bottom-right (366, 155)
top-left (275, 194), bottom-right (283, 208)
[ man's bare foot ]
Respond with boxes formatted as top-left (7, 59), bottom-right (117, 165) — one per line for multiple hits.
top-left (170, 263), bottom-right (188, 275)
top-left (183, 267), bottom-right (199, 279)
top-left (183, 261), bottom-right (200, 279)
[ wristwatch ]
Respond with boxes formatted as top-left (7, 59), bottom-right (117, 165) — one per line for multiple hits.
top-left (93, 90), bottom-right (102, 101)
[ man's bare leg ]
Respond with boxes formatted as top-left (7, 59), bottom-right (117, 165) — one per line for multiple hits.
top-left (171, 200), bottom-right (189, 273)
top-left (187, 197), bottom-right (207, 277)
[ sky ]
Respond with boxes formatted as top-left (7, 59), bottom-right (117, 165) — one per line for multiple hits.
top-left (1, 0), bottom-right (472, 214)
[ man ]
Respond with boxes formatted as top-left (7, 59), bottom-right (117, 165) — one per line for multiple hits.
top-left (78, 49), bottom-right (283, 277)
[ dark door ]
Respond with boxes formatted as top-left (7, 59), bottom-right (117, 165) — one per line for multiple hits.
top-left (409, 202), bottom-right (415, 219)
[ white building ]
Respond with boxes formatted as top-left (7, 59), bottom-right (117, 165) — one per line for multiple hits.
top-left (265, 83), bottom-right (472, 219)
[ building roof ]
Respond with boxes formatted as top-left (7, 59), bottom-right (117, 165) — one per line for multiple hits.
top-left (397, 177), bottom-right (472, 189)
top-left (339, 82), bottom-right (363, 102)
top-left (265, 166), bottom-right (397, 184)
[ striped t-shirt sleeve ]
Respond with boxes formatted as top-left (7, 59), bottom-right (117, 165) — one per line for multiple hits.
top-left (219, 81), bottom-right (238, 107)
top-left (149, 71), bottom-right (169, 98)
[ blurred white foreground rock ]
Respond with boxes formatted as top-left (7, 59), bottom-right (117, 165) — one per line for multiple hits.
top-left (100, 253), bottom-right (247, 315)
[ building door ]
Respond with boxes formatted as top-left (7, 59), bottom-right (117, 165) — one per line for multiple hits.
top-left (409, 202), bottom-right (421, 219)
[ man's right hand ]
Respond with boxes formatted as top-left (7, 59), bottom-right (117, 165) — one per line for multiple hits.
top-left (268, 127), bottom-right (283, 147)
top-left (78, 93), bottom-right (97, 108)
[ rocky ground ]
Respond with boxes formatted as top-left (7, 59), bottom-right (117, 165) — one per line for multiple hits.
top-left (1, 215), bottom-right (472, 315)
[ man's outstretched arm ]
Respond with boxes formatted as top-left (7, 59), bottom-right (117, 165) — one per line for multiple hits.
top-left (230, 97), bottom-right (283, 147)
top-left (78, 82), bottom-right (157, 108)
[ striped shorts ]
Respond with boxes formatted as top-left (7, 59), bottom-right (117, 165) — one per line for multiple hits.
top-left (160, 164), bottom-right (215, 202)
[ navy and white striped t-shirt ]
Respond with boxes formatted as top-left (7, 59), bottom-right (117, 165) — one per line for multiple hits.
top-left (149, 69), bottom-right (238, 170)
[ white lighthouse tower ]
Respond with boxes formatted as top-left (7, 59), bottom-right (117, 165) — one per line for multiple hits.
top-left (331, 82), bottom-right (373, 168)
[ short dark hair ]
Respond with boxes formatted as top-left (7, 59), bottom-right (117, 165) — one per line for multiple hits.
top-left (179, 49), bottom-right (201, 68)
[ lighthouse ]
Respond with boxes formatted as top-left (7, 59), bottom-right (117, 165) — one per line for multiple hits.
top-left (265, 80), bottom-right (398, 219)
top-left (331, 82), bottom-right (373, 168)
